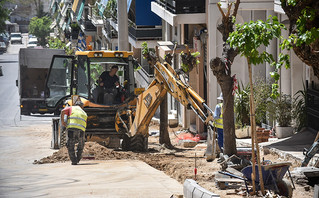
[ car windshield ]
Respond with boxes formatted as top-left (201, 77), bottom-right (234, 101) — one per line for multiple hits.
top-left (11, 34), bottom-right (21, 37)
top-left (28, 41), bottom-right (37, 44)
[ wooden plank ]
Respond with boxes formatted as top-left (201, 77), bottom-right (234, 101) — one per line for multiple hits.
top-left (215, 177), bottom-right (244, 183)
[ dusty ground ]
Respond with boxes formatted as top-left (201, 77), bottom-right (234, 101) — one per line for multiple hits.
top-left (34, 123), bottom-right (315, 198)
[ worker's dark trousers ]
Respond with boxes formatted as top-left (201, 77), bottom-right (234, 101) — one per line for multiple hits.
top-left (217, 128), bottom-right (223, 151)
top-left (67, 128), bottom-right (85, 165)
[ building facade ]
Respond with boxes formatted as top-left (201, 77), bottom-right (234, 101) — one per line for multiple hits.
top-left (50, 0), bottom-right (319, 131)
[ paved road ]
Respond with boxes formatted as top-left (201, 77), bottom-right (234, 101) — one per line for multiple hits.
top-left (0, 38), bottom-right (183, 197)
top-left (0, 34), bottom-right (53, 128)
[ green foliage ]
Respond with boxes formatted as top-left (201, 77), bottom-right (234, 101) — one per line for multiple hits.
top-left (0, 0), bottom-right (10, 33)
top-left (275, 94), bottom-right (292, 127)
top-left (103, 0), bottom-right (117, 18)
top-left (47, 37), bottom-right (73, 55)
top-left (292, 83), bottom-right (308, 131)
top-left (253, 78), bottom-right (273, 125)
top-left (180, 51), bottom-right (200, 73)
top-left (234, 81), bottom-right (250, 127)
top-left (228, 15), bottom-right (289, 98)
top-left (29, 16), bottom-right (52, 46)
top-left (281, 5), bottom-right (319, 48)
top-left (141, 42), bottom-right (149, 57)
top-left (90, 63), bottom-right (103, 83)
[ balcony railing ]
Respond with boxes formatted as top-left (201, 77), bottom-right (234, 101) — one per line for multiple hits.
top-left (128, 26), bottom-right (162, 41)
top-left (103, 18), bottom-right (118, 39)
top-left (80, 19), bottom-right (97, 32)
top-left (155, 0), bottom-right (205, 14)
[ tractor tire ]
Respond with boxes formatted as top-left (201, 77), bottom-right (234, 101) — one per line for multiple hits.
top-left (121, 134), bottom-right (130, 151)
top-left (59, 120), bottom-right (67, 148)
top-left (129, 134), bottom-right (148, 152)
top-left (277, 178), bottom-right (293, 198)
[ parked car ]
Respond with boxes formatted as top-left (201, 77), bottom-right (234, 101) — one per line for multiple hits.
top-left (0, 42), bottom-right (7, 54)
top-left (10, 32), bottom-right (22, 44)
top-left (0, 33), bottom-right (9, 46)
top-left (27, 38), bottom-right (38, 48)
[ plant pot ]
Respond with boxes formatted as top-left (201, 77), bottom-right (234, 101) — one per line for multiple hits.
top-left (276, 126), bottom-right (293, 139)
top-left (235, 126), bottom-right (251, 138)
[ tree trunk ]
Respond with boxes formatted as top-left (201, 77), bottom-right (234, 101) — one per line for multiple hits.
top-left (220, 77), bottom-right (237, 156)
top-left (160, 93), bottom-right (172, 147)
top-left (209, 0), bottom-right (240, 156)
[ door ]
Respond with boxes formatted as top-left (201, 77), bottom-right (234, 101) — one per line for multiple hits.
top-left (45, 55), bottom-right (74, 108)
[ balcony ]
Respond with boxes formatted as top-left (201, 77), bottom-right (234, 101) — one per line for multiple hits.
top-left (79, 18), bottom-right (97, 35)
top-left (219, 0), bottom-right (274, 11)
top-left (102, 18), bottom-right (118, 41)
top-left (155, 0), bottom-right (205, 14)
top-left (128, 26), bottom-right (162, 41)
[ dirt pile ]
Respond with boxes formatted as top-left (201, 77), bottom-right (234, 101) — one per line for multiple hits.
top-left (33, 131), bottom-right (314, 197)
top-left (34, 142), bottom-right (140, 164)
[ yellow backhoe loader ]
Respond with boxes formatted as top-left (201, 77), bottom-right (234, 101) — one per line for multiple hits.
top-left (48, 49), bottom-right (218, 161)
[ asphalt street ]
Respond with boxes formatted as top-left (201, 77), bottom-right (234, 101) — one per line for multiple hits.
top-left (0, 34), bottom-right (53, 128)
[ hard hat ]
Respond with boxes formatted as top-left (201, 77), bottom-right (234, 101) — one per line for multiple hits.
top-left (217, 93), bottom-right (223, 100)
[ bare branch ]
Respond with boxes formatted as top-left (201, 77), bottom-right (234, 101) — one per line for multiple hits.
top-left (225, 3), bottom-right (232, 18)
top-left (217, 3), bottom-right (226, 18)
top-left (232, 0), bottom-right (240, 18)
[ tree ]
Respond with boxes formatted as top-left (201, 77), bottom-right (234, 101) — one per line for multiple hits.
top-left (280, 0), bottom-right (319, 79)
top-left (209, 0), bottom-right (240, 156)
top-left (29, 16), bottom-right (51, 46)
top-left (227, 15), bottom-right (287, 195)
top-left (0, 0), bottom-right (10, 33)
top-left (33, 0), bottom-right (45, 18)
top-left (48, 37), bottom-right (73, 55)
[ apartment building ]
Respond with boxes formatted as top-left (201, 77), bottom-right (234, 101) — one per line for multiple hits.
top-left (50, 0), bottom-right (319, 131)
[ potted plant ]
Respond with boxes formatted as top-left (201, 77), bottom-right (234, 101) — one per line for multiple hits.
top-left (275, 94), bottom-right (293, 138)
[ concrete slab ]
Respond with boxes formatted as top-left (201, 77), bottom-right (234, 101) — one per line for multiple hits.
top-left (0, 160), bottom-right (183, 198)
top-left (0, 125), bottom-right (183, 198)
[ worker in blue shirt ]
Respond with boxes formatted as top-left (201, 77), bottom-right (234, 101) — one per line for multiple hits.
top-left (214, 93), bottom-right (223, 150)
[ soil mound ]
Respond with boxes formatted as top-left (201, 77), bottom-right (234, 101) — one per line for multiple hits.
top-left (33, 142), bottom-right (138, 164)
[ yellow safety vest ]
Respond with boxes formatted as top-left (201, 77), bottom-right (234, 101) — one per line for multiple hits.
top-left (214, 103), bottom-right (223, 129)
top-left (67, 106), bottom-right (87, 132)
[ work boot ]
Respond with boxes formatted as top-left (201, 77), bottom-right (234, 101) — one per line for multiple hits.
top-left (71, 161), bottom-right (77, 165)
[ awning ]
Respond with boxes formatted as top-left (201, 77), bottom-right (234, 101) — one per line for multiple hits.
top-left (61, 4), bottom-right (69, 17)
top-left (77, 0), bottom-right (85, 21)
top-left (127, 0), bottom-right (132, 13)
top-left (66, 17), bottom-right (71, 30)
top-left (51, 2), bottom-right (57, 13)
top-left (50, 20), bottom-right (57, 29)
top-left (62, 22), bottom-right (67, 31)
top-left (59, 16), bottom-right (66, 27)
top-left (98, 0), bottom-right (109, 16)
top-left (56, 13), bottom-right (62, 25)
top-left (72, 0), bottom-right (80, 13)
top-left (98, 0), bottom-right (132, 16)
top-left (50, 0), bottom-right (56, 9)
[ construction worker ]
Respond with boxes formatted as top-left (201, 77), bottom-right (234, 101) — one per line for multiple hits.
top-left (60, 100), bottom-right (88, 165)
top-left (214, 93), bottom-right (223, 151)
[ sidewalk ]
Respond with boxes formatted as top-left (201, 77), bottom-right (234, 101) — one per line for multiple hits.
top-left (236, 127), bottom-right (319, 166)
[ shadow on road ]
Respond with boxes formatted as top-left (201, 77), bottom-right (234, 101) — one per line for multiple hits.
top-left (266, 128), bottom-right (317, 152)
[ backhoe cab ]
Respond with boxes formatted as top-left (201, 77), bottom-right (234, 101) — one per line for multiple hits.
top-left (48, 51), bottom-right (139, 148)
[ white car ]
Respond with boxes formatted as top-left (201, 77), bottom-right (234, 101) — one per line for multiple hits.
top-left (27, 38), bottom-right (38, 48)
top-left (10, 32), bottom-right (22, 44)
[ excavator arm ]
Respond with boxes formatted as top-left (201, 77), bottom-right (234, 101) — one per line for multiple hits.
top-left (116, 59), bottom-right (218, 161)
